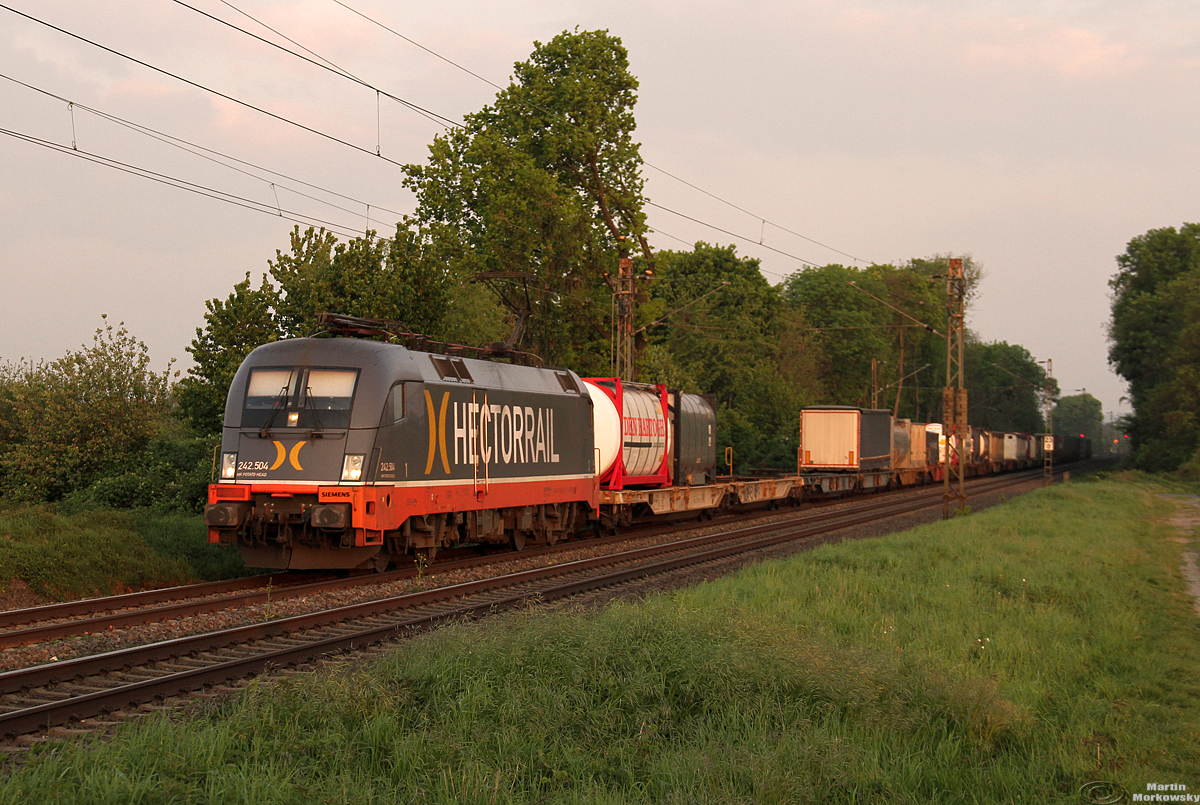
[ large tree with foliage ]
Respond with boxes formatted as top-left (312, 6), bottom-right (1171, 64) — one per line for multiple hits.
top-left (1053, 393), bottom-right (1103, 441)
top-left (639, 243), bottom-right (823, 469)
top-left (402, 29), bottom-right (648, 372)
top-left (176, 273), bottom-right (279, 436)
top-left (1108, 223), bottom-right (1200, 471)
top-left (0, 319), bottom-right (174, 501)
top-left (779, 259), bottom-right (955, 420)
top-left (963, 340), bottom-right (1051, 433)
top-left (179, 225), bottom-right (463, 434)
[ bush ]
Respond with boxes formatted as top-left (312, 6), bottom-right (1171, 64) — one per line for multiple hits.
top-left (58, 434), bottom-right (218, 515)
top-left (0, 319), bottom-right (174, 502)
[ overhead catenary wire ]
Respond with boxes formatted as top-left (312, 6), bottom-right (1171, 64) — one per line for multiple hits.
top-left (0, 125), bottom-right (366, 240)
top-left (647, 201), bottom-right (820, 278)
top-left (0, 2), bottom-right (419, 168)
top-left (642, 162), bottom-right (872, 265)
top-left (175, 0), bottom-right (868, 271)
top-left (321, 0), bottom-right (874, 267)
top-left (0, 72), bottom-right (404, 228)
top-left (2, 0), bottom-right (869, 274)
top-left (326, 0), bottom-right (507, 94)
top-left (216, 0), bottom-right (361, 81)
top-left (166, 0), bottom-right (461, 132)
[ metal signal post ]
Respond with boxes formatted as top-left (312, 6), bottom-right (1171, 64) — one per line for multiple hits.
top-left (942, 258), bottom-right (968, 519)
top-left (1042, 358), bottom-right (1054, 483)
top-left (612, 242), bottom-right (635, 381)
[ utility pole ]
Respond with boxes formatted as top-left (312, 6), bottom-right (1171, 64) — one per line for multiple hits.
top-left (612, 238), bottom-right (635, 381)
top-left (1042, 359), bottom-right (1054, 483)
top-left (871, 358), bottom-right (879, 409)
top-left (942, 258), bottom-right (968, 519)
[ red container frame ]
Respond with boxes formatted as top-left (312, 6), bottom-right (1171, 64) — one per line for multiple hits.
top-left (584, 378), bottom-right (672, 490)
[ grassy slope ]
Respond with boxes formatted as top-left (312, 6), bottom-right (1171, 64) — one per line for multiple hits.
top-left (0, 507), bottom-right (247, 602)
top-left (2, 475), bottom-right (1198, 804)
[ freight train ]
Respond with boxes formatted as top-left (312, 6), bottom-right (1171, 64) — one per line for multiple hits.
top-left (204, 317), bottom-right (1088, 571)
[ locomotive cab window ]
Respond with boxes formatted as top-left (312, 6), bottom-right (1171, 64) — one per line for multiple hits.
top-left (242, 366), bottom-right (359, 430)
top-left (381, 383), bottom-right (408, 425)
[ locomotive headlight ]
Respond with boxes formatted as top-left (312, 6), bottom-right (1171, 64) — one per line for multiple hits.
top-left (341, 454), bottom-right (365, 482)
top-left (220, 453), bottom-right (237, 480)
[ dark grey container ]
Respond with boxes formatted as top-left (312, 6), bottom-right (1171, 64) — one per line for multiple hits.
top-left (672, 392), bottom-right (717, 484)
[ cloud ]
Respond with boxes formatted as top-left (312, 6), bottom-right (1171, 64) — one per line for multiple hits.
top-left (962, 16), bottom-right (1145, 78)
top-left (822, 2), bottom-right (1148, 80)
top-left (104, 77), bottom-right (185, 100)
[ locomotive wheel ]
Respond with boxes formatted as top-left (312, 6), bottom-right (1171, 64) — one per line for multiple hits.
top-left (511, 531), bottom-right (527, 551)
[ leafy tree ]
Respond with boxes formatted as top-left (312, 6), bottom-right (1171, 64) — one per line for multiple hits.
top-left (644, 243), bottom-right (822, 468)
top-left (271, 226), bottom-right (454, 339)
top-left (648, 244), bottom-right (780, 398)
top-left (180, 225), bottom-right (460, 434)
top-left (780, 260), bottom-right (947, 419)
top-left (177, 273), bottom-right (278, 434)
top-left (403, 29), bottom-right (649, 371)
top-left (0, 318), bottom-right (174, 502)
top-left (964, 341), bottom-right (1050, 433)
top-left (1108, 223), bottom-right (1200, 470)
top-left (781, 264), bottom-right (891, 406)
top-left (0, 361), bottom-right (20, 450)
top-left (1053, 393), bottom-right (1103, 441)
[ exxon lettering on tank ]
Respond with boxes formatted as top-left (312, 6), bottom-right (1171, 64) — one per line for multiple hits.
top-left (423, 391), bottom-right (564, 475)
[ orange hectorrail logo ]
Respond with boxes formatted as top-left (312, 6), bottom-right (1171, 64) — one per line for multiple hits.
top-left (269, 440), bottom-right (307, 471)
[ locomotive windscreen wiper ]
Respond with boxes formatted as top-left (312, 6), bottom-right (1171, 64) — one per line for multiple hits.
top-left (258, 386), bottom-right (291, 437)
top-left (302, 385), bottom-right (324, 431)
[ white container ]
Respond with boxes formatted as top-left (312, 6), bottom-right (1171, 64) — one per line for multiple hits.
top-left (926, 423), bottom-right (946, 463)
top-left (1003, 433), bottom-right (1019, 461)
top-left (583, 380), bottom-right (669, 484)
top-left (801, 407), bottom-right (892, 471)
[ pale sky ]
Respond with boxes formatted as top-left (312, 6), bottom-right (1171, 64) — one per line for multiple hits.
top-left (4, 0), bottom-right (1198, 418)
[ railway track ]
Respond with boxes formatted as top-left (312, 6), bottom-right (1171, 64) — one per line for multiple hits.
top-left (0, 469), bottom-right (1047, 742)
top-left (0, 468), bottom-right (1044, 652)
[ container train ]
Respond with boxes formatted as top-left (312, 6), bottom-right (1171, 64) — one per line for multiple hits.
top-left (205, 320), bottom-right (1089, 571)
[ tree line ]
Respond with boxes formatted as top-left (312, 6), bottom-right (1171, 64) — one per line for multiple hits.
top-left (1, 28), bottom-right (1113, 511)
top-left (1108, 223), bottom-right (1200, 472)
top-left (175, 30), bottom-right (1059, 469)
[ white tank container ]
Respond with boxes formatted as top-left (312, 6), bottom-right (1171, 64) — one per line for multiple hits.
top-left (582, 380), bottom-right (669, 484)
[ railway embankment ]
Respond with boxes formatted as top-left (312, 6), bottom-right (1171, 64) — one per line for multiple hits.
top-left (2, 472), bottom-right (1198, 803)
top-left (0, 508), bottom-right (246, 609)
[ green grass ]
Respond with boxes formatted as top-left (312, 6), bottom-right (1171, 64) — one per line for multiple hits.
top-left (1, 475), bottom-right (1198, 803)
top-left (0, 506), bottom-right (247, 601)
top-left (133, 510), bottom-right (248, 582)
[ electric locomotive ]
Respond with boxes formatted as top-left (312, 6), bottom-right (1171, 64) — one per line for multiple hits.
top-left (204, 334), bottom-right (598, 571)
